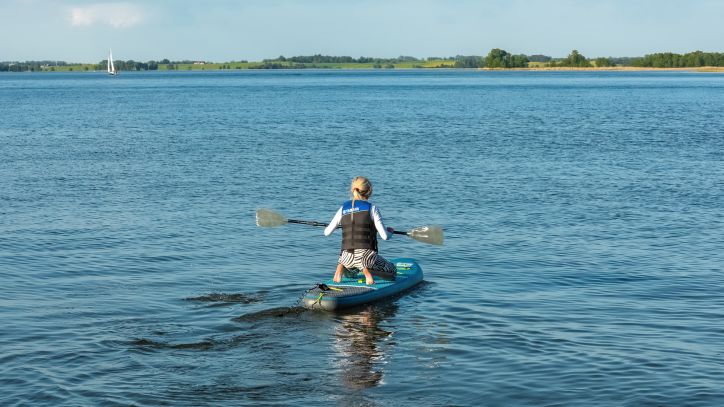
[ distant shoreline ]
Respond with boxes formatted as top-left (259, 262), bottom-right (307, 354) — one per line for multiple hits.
top-left (6, 50), bottom-right (724, 73)
top-left (496, 66), bottom-right (724, 72)
top-left (3, 65), bottom-right (724, 73)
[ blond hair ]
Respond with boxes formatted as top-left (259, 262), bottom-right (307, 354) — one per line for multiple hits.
top-left (351, 176), bottom-right (372, 200)
top-left (350, 177), bottom-right (372, 221)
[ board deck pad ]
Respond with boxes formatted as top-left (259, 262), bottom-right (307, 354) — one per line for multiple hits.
top-left (302, 258), bottom-right (423, 310)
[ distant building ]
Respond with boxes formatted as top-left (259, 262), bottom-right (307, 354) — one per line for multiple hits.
top-left (193, 61), bottom-right (206, 65)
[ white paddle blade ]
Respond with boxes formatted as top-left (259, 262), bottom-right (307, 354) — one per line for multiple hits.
top-left (407, 225), bottom-right (444, 246)
top-left (256, 208), bottom-right (288, 228)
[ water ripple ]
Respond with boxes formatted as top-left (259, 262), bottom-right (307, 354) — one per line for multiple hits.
top-left (2, 70), bottom-right (724, 406)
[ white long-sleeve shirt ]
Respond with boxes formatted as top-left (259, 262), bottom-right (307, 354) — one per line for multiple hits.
top-left (324, 204), bottom-right (391, 241)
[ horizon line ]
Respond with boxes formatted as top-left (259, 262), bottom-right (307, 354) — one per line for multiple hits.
top-left (4, 49), bottom-right (724, 64)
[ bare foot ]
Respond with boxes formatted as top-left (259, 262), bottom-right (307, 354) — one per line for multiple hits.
top-left (333, 264), bottom-right (344, 283)
top-left (363, 268), bottom-right (375, 285)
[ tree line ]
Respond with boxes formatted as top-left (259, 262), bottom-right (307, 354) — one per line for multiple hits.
top-left (4, 50), bottom-right (724, 72)
top-left (632, 51), bottom-right (724, 68)
top-left (0, 59), bottom-right (163, 72)
top-left (0, 61), bottom-right (79, 72)
top-left (267, 55), bottom-right (430, 64)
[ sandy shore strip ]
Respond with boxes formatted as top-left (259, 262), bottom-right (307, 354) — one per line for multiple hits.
top-left (483, 66), bottom-right (724, 73)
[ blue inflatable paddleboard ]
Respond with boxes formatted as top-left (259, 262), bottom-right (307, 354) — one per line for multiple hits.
top-left (302, 258), bottom-right (423, 311)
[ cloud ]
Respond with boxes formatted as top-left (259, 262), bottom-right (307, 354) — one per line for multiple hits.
top-left (69, 3), bottom-right (144, 28)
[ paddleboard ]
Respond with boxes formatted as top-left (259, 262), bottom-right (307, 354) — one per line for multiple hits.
top-left (302, 258), bottom-right (423, 311)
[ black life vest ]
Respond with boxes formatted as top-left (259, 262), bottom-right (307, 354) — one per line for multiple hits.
top-left (340, 200), bottom-right (378, 252)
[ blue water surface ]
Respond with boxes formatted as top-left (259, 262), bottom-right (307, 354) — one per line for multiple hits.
top-left (1, 70), bottom-right (723, 406)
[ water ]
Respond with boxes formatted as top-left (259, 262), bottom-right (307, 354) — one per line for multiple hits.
top-left (1, 70), bottom-right (723, 406)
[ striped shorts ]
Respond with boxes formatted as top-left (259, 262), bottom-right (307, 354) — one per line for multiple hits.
top-left (338, 249), bottom-right (396, 281)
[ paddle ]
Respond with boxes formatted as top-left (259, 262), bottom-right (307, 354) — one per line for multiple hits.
top-left (256, 208), bottom-right (444, 246)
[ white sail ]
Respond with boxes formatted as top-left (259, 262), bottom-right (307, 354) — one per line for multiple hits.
top-left (108, 49), bottom-right (116, 75)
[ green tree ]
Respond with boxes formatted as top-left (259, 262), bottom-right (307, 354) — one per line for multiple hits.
top-left (510, 54), bottom-right (529, 68)
top-left (486, 48), bottom-right (510, 68)
top-left (594, 57), bottom-right (613, 67)
top-left (454, 55), bottom-right (484, 68)
top-left (483, 49), bottom-right (528, 68)
top-left (559, 50), bottom-right (591, 67)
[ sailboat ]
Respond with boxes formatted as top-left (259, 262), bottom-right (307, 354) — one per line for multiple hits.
top-left (107, 49), bottom-right (117, 76)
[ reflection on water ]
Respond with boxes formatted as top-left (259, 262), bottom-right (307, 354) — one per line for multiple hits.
top-left (332, 304), bottom-right (398, 390)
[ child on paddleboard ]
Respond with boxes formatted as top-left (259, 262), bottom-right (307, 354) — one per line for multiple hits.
top-left (324, 177), bottom-right (397, 285)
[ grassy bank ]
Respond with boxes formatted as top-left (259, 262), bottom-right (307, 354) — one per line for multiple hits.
top-left (35, 64), bottom-right (99, 72)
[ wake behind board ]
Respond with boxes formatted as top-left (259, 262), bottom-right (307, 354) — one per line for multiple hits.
top-left (303, 258), bottom-right (423, 311)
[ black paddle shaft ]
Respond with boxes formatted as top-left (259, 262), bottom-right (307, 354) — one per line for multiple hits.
top-left (287, 219), bottom-right (329, 227)
top-left (287, 218), bottom-right (407, 234)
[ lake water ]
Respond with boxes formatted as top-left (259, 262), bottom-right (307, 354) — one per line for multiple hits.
top-left (1, 70), bottom-right (723, 406)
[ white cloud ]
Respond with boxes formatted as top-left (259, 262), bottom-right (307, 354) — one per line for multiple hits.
top-left (69, 3), bottom-right (144, 28)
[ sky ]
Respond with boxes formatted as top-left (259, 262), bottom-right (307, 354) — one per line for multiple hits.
top-left (2, 0), bottom-right (724, 62)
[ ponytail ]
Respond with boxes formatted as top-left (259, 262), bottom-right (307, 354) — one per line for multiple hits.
top-left (350, 177), bottom-right (372, 222)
